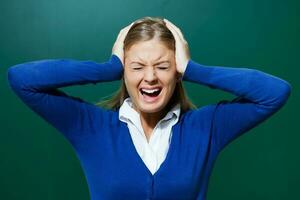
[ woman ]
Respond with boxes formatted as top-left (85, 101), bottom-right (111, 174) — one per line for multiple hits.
top-left (7, 17), bottom-right (291, 200)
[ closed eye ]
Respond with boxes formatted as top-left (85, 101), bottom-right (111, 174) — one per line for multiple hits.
top-left (158, 67), bottom-right (169, 70)
top-left (131, 65), bottom-right (143, 70)
top-left (133, 67), bottom-right (142, 70)
top-left (131, 65), bottom-right (168, 70)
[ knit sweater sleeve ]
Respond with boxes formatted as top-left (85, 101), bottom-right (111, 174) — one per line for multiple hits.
top-left (182, 59), bottom-right (292, 152)
top-left (7, 54), bottom-right (123, 139)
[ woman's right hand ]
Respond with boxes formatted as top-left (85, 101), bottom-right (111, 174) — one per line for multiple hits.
top-left (112, 22), bottom-right (134, 67)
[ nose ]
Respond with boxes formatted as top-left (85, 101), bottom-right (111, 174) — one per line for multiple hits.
top-left (144, 67), bottom-right (158, 83)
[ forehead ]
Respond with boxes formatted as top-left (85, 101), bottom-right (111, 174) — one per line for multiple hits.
top-left (125, 40), bottom-right (174, 63)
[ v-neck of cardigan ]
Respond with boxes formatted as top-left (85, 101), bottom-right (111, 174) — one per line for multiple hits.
top-left (118, 113), bottom-right (180, 177)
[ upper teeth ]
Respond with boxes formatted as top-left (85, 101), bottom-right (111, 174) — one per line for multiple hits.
top-left (141, 88), bottom-right (160, 93)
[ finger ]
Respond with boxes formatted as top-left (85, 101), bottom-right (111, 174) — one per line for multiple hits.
top-left (119, 22), bottom-right (134, 40)
top-left (169, 21), bottom-right (186, 43)
top-left (115, 23), bottom-right (132, 44)
top-left (122, 22), bottom-right (134, 33)
top-left (164, 21), bottom-right (184, 47)
top-left (164, 19), bottom-right (186, 43)
top-left (164, 19), bottom-right (183, 45)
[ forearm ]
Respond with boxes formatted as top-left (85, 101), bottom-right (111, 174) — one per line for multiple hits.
top-left (7, 54), bottom-right (123, 91)
top-left (182, 59), bottom-right (291, 109)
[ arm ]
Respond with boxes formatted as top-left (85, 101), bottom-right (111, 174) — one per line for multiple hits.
top-left (182, 60), bottom-right (292, 152)
top-left (163, 18), bottom-right (291, 151)
top-left (7, 54), bottom-right (123, 140)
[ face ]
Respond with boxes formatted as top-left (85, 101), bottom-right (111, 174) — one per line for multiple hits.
top-left (124, 39), bottom-right (179, 115)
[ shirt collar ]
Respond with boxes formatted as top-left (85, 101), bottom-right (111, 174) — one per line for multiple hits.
top-left (119, 97), bottom-right (181, 124)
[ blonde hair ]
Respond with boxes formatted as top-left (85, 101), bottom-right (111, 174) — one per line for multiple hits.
top-left (95, 16), bottom-right (197, 114)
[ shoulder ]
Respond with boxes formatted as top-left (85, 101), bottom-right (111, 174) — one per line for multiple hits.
top-left (83, 102), bottom-right (119, 126)
top-left (180, 103), bottom-right (218, 128)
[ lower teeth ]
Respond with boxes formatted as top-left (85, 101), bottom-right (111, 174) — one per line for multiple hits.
top-left (145, 93), bottom-right (157, 97)
top-left (142, 91), bottom-right (160, 97)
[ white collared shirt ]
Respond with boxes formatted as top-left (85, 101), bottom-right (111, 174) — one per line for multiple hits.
top-left (119, 97), bottom-right (181, 175)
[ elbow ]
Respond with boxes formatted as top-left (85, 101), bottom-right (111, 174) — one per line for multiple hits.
top-left (7, 64), bottom-right (26, 91)
top-left (7, 66), bottom-right (18, 88)
top-left (278, 80), bottom-right (292, 105)
top-left (252, 69), bottom-right (292, 109)
top-left (269, 79), bottom-right (292, 109)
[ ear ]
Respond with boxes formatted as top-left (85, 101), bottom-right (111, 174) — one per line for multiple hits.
top-left (176, 72), bottom-right (182, 82)
top-left (121, 73), bottom-right (126, 85)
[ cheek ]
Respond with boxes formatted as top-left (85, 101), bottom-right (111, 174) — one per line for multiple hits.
top-left (125, 70), bottom-right (144, 83)
top-left (158, 73), bottom-right (177, 86)
top-left (164, 80), bottom-right (178, 95)
top-left (124, 73), bottom-right (141, 94)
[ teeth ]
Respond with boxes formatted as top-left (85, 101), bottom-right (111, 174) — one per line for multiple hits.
top-left (141, 88), bottom-right (160, 93)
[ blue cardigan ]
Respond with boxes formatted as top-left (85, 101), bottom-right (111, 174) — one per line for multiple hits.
top-left (7, 54), bottom-right (291, 200)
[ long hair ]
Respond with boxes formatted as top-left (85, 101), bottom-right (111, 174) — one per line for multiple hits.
top-left (95, 16), bottom-right (197, 114)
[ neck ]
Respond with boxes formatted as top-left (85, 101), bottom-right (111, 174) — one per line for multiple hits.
top-left (131, 102), bottom-right (168, 130)
top-left (139, 109), bottom-right (167, 130)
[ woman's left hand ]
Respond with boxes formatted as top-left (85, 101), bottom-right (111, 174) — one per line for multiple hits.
top-left (164, 19), bottom-right (190, 75)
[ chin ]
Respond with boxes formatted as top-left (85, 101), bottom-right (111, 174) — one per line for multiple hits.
top-left (139, 102), bottom-right (163, 113)
top-left (139, 105), bottom-right (165, 114)
top-left (132, 88), bottom-right (170, 114)
top-left (137, 98), bottom-right (168, 114)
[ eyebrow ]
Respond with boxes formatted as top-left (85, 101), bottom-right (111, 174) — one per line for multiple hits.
top-left (130, 61), bottom-right (170, 66)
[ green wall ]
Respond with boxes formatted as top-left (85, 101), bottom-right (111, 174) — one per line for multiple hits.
top-left (1, 0), bottom-right (299, 199)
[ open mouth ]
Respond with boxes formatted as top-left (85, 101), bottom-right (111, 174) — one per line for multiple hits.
top-left (139, 88), bottom-right (162, 98)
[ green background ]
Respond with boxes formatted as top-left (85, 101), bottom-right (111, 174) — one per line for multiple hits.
top-left (1, 0), bottom-right (299, 199)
